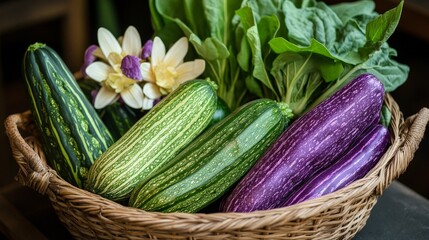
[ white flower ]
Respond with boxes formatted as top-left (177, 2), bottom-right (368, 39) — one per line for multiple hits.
top-left (85, 26), bottom-right (147, 109)
top-left (141, 36), bottom-right (206, 96)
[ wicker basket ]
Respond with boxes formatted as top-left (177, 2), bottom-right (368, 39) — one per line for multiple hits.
top-left (4, 94), bottom-right (429, 240)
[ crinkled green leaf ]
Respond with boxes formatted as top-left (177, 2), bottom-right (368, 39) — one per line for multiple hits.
top-left (354, 44), bottom-right (409, 92)
top-left (330, 0), bottom-right (375, 23)
top-left (282, 1), bottom-right (342, 49)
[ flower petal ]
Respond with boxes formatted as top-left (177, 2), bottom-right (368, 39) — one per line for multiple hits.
top-left (151, 37), bottom-right (165, 67)
top-left (83, 45), bottom-right (98, 66)
top-left (92, 47), bottom-right (105, 60)
top-left (140, 62), bottom-right (155, 82)
top-left (121, 84), bottom-right (144, 109)
top-left (122, 26), bottom-right (142, 57)
top-left (141, 40), bottom-right (153, 59)
top-left (86, 62), bottom-right (113, 81)
top-left (108, 52), bottom-right (123, 66)
top-left (98, 27), bottom-right (122, 58)
top-left (94, 86), bottom-right (117, 109)
top-left (175, 59), bottom-right (206, 85)
top-left (81, 45), bottom-right (98, 77)
top-left (142, 97), bottom-right (155, 110)
top-left (143, 83), bottom-right (162, 99)
top-left (163, 37), bottom-right (188, 67)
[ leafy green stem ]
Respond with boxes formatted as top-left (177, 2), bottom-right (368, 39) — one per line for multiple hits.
top-left (283, 54), bottom-right (313, 104)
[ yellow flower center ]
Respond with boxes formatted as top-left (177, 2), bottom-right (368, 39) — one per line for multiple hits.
top-left (153, 64), bottom-right (178, 92)
top-left (100, 52), bottom-right (138, 93)
top-left (105, 72), bottom-right (136, 93)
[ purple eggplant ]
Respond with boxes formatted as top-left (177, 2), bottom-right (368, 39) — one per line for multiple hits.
top-left (220, 73), bottom-right (385, 212)
top-left (281, 124), bottom-right (390, 207)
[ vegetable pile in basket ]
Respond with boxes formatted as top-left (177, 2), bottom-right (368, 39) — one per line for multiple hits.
top-left (22, 0), bottom-right (406, 213)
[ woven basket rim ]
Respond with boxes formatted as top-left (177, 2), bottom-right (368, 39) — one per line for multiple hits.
top-left (4, 93), bottom-right (429, 238)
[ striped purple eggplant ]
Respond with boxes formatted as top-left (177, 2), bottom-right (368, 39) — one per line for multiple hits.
top-left (220, 73), bottom-right (385, 212)
top-left (281, 124), bottom-right (390, 207)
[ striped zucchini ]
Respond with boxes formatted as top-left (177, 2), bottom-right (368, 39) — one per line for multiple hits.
top-left (128, 99), bottom-right (292, 212)
top-left (85, 80), bottom-right (218, 201)
top-left (23, 43), bottom-right (114, 188)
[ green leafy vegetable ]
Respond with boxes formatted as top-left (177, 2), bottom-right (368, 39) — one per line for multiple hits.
top-left (149, 0), bottom-right (409, 116)
top-left (249, 0), bottom-right (408, 116)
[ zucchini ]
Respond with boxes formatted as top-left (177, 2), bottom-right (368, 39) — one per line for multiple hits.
top-left (23, 43), bottom-right (114, 187)
top-left (206, 97), bottom-right (231, 128)
top-left (101, 103), bottom-right (141, 141)
top-left (129, 99), bottom-right (292, 212)
top-left (221, 73), bottom-right (385, 212)
top-left (85, 80), bottom-right (218, 201)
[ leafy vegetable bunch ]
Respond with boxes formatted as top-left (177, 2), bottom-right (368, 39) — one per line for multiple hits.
top-left (150, 0), bottom-right (408, 116)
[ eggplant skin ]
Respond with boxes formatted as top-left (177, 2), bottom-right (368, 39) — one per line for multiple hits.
top-left (220, 73), bottom-right (385, 212)
top-left (280, 124), bottom-right (390, 207)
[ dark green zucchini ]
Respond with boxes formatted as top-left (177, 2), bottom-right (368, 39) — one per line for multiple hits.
top-left (206, 97), bottom-right (231, 128)
top-left (100, 103), bottom-right (141, 141)
top-left (128, 99), bottom-right (292, 212)
top-left (23, 43), bottom-right (114, 187)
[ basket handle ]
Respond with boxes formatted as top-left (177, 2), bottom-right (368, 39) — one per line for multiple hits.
top-left (4, 111), bottom-right (54, 195)
top-left (376, 107), bottom-right (429, 195)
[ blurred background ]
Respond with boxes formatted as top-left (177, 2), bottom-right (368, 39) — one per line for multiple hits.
top-left (0, 0), bottom-right (427, 239)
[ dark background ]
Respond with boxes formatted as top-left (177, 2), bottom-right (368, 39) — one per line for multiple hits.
top-left (0, 0), bottom-right (428, 239)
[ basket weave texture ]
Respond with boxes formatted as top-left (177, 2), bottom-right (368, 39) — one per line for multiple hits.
top-left (4, 94), bottom-right (429, 240)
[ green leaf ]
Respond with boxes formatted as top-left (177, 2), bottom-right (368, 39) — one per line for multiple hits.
top-left (236, 6), bottom-right (278, 97)
top-left (330, 0), bottom-right (375, 23)
top-left (236, 6), bottom-right (254, 31)
top-left (240, 0), bottom-right (283, 18)
top-left (201, 0), bottom-right (242, 40)
top-left (356, 45), bottom-right (409, 92)
top-left (380, 105), bottom-right (392, 127)
top-left (269, 37), bottom-right (352, 63)
top-left (318, 58), bottom-right (344, 82)
top-left (237, 35), bottom-right (251, 72)
top-left (189, 34), bottom-right (230, 61)
top-left (257, 15), bottom-right (280, 58)
top-left (281, 1), bottom-right (342, 48)
top-left (245, 75), bottom-right (264, 97)
top-left (96, 0), bottom-right (120, 37)
top-left (246, 26), bottom-right (275, 92)
top-left (366, 0), bottom-right (403, 47)
top-left (149, 0), bottom-right (164, 31)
